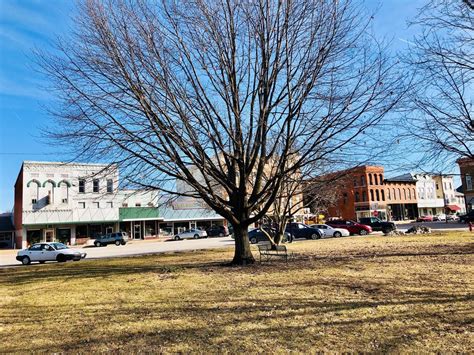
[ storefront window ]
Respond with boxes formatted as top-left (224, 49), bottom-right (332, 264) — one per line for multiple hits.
top-left (159, 223), bottom-right (173, 236)
top-left (145, 221), bottom-right (156, 237)
top-left (56, 229), bottom-right (71, 244)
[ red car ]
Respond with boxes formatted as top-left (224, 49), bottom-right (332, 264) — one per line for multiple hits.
top-left (416, 215), bottom-right (433, 222)
top-left (326, 220), bottom-right (372, 235)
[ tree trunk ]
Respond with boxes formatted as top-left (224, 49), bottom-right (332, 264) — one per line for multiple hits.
top-left (231, 224), bottom-right (255, 265)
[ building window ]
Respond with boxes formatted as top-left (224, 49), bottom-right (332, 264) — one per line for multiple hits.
top-left (93, 179), bottom-right (99, 193)
top-left (31, 199), bottom-right (37, 204)
top-left (361, 176), bottom-right (366, 186)
top-left (369, 174), bottom-right (373, 185)
top-left (387, 189), bottom-right (391, 200)
top-left (403, 189), bottom-right (406, 200)
top-left (135, 203), bottom-right (141, 207)
top-left (370, 190), bottom-right (374, 201)
top-left (107, 202), bottom-right (113, 208)
top-left (379, 174), bottom-right (383, 185)
top-left (353, 179), bottom-right (357, 187)
top-left (408, 189), bottom-right (411, 199)
top-left (62, 198), bottom-right (68, 204)
top-left (122, 203), bottom-right (128, 207)
top-left (362, 191), bottom-right (367, 202)
top-left (467, 175), bottom-right (473, 191)
top-left (376, 190), bottom-right (380, 201)
top-left (93, 202), bottom-right (100, 208)
top-left (107, 179), bottom-right (113, 193)
top-left (79, 179), bottom-right (85, 193)
top-left (355, 192), bottom-right (360, 202)
top-left (374, 174), bottom-right (378, 185)
top-left (381, 190), bottom-right (385, 201)
top-left (78, 202), bottom-right (86, 209)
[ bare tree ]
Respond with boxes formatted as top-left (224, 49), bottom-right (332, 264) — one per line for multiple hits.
top-left (38, 0), bottom-right (404, 265)
top-left (403, 0), bottom-right (473, 166)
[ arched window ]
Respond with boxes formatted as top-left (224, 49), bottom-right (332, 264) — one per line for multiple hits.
top-left (393, 188), bottom-right (396, 200)
top-left (362, 191), bottom-right (367, 202)
top-left (370, 189), bottom-right (374, 201)
top-left (403, 189), bottom-right (407, 200)
top-left (58, 180), bottom-right (70, 204)
top-left (376, 190), bottom-right (380, 201)
top-left (379, 174), bottom-right (383, 185)
top-left (26, 179), bottom-right (41, 206)
top-left (369, 174), bottom-right (373, 185)
top-left (361, 176), bottom-right (366, 186)
top-left (398, 188), bottom-right (401, 200)
top-left (408, 189), bottom-right (411, 199)
top-left (412, 188), bottom-right (416, 200)
top-left (387, 188), bottom-right (391, 200)
top-left (42, 180), bottom-right (56, 205)
top-left (381, 190), bottom-right (385, 201)
top-left (374, 174), bottom-right (378, 185)
top-left (355, 192), bottom-right (360, 202)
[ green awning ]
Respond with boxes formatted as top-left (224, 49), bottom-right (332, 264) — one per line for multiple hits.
top-left (119, 207), bottom-right (161, 221)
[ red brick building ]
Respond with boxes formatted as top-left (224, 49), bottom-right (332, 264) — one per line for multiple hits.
top-left (457, 157), bottom-right (474, 212)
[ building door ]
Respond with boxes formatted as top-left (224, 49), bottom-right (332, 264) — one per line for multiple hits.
top-left (44, 229), bottom-right (55, 243)
top-left (133, 223), bottom-right (141, 239)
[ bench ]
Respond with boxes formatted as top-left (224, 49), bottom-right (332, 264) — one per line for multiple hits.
top-left (257, 244), bottom-right (292, 263)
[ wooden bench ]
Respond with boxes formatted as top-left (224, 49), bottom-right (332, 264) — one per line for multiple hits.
top-left (257, 244), bottom-right (292, 263)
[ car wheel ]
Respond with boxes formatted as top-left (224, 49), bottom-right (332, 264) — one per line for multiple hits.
top-left (57, 254), bottom-right (67, 263)
top-left (94, 241), bottom-right (101, 247)
top-left (219, 232), bottom-right (224, 237)
top-left (334, 231), bottom-right (342, 238)
top-left (39, 261), bottom-right (46, 264)
top-left (121, 241), bottom-right (126, 245)
top-left (193, 234), bottom-right (199, 239)
top-left (287, 235), bottom-right (293, 243)
top-left (22, 256), bottom-right (31, 265)
top-left (359, 230), bottom-right (368, 236)
top-left (250, 237), bottom-right (258, 244)
top-left (311, 233), bottom-right (320, 240)
top-left (115, 240), bottom-right (121, 246)
top-left (174, 235), bottom-right (180, 241)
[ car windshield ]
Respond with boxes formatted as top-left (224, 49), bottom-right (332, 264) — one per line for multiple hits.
top-left (51, 243), bottom-right (68, 250)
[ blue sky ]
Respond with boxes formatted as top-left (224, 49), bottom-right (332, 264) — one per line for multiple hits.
top-left (0, 0), bottom-right (428, 212)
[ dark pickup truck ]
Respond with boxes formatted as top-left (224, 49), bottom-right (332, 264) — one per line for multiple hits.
top-left (359, 217), bottom-right (396, 234)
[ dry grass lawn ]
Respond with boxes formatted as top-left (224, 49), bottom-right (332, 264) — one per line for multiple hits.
top-left (1, 232), bottom-right (473, 353)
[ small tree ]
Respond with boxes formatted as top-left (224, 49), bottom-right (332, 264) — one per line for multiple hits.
top-left (39, 0), bottom-right (405, 265)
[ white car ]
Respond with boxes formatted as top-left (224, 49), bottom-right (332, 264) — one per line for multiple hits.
top-left (16, 242), bottom-right (87, 265)
top-left (174, 229), bottom-right (207, 240)
top-left (309, 224), bottom-right (350, 238)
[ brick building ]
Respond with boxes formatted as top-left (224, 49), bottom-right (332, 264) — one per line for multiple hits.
top-left (312, 165), bottom-right (389, 221)
top-left (457, 157), bottom-right (474, 212)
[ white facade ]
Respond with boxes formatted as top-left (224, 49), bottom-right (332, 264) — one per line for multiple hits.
top-left (413, 174), bottom-right (444, 215)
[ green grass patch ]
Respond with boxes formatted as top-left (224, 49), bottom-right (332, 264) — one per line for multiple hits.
top-left (1, 232), bottom-right (473, 352)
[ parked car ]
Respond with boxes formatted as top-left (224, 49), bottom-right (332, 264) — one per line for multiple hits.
top-left (309, 224), bottom-right (350, 238)
top-left (417, 215), bottom-right (433, 222)
top-left (174, 228), bottom-right (207, 240)
top-left (206, 225), bottom-right (229, 237)
top-left (248, 228), bottom-right (290, 244)
top-left (358, 217), bottom-right (396, 234)
top-left (433, 214), bottom-right (446, 221)
top-left (94, 232), bottom-right (129, 247)
top-left (459, 211), bottom-right (474, 223)
top-left (447, 214), bottom-right (460, 221)
top-left (326, 220), bottom-right (372, 235)
top-left (16, 242), bottom-right (87, 265)
top-left (285, 222), bottom-right (323, 241)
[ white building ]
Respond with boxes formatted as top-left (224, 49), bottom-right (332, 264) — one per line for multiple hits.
top-left (412, 173), bottom-right (445, 217)
top-left (13, 161), bottom-right (225, 248)
top-left (433, 175), bottom-right (465, 215)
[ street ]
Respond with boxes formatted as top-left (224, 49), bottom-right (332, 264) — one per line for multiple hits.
top-left (0, 237), bottom-right (235, 268)
top-left (0, 221), bottom-right (469, 268)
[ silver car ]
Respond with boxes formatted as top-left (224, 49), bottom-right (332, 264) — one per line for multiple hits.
top-left (174, 229), bottom-right (207, 240)
top-left (16, 242), bottom-right (87, 265)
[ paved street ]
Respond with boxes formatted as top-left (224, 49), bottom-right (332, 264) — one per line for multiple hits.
top-left (395, 221), bottom-right (468, 231)
top-left (0, 237), bottom-right (235, 268)
top-left (0, 221), bottom-right (469, 268)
